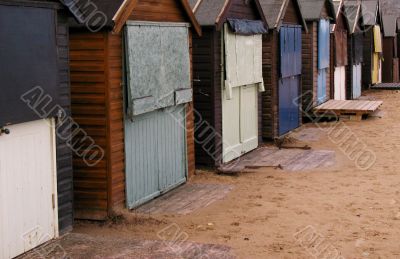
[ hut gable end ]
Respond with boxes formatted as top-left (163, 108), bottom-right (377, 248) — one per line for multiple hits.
top-left (129, 0), bottom-right (187, 23)
top-left (283, 0), bottom-right (302, 24)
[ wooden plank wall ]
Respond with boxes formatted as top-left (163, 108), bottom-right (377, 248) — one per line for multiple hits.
top-left (382, 37), bottom-right (394, 83)
top-left (346, 35), bottom-right (353, 100)
top-left (105, 33), bottom-right (125, 212)
top-left (213, 30), bottom-right (223, 167)
top-left (187, 32), bottom-right (195, 178)
top-left (262, 31), bottom-right (278, 139)
top-left (129, 0), bottom-right (186, 22)
top-left (225, 0), bottom-right (261, 21)
top-left (301, 21), bottom-right (317, 113)
top-left (70, 31), bottom-right (124, 220)
top-left (362, 30), bottom-right (373, 88)
top-left (56, 11), bottom-right (73, 234)
top-left (192, 28), bottom-right (215, 166)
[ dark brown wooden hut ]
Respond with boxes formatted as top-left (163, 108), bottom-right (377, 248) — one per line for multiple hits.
top-left (189, 0), bottom-right (268, 167)
top-left (361, 0), bottom-right (383, 87)
top-left (259, 0), bottom-right (307, 138)
top-left (380, 0), bottom-right (400, 83)
top-left (0, 0), bottom-right (73, 257)
top-left (68, 0), bottom-right (200, 220)
top-left (298, 0), bottom-right (336, 115)
top-left (344, 0), bottom-right (364, 99)
top-left (331, 0), bottom-right (350, 100)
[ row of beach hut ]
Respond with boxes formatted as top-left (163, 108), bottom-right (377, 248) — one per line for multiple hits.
top-left (0, 0), bottom-right (399, 258)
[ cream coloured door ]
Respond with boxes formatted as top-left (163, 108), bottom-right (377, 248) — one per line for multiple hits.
top-left (0, 119), bottom-right (58, 259)
top-left (334, 66), bottom-right (346, 100)
top-left (222, 84), bottom-right (258, 163)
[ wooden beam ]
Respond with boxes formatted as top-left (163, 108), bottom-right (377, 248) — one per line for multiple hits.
top-left (112, 0), bottom-right (138, 34)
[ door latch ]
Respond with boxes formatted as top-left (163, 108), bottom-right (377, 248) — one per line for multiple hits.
top-left (0, 128), bottom-right (10, 135)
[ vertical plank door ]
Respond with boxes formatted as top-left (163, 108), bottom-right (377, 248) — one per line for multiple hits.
top-left (0, 119), bottom-right (58, 259)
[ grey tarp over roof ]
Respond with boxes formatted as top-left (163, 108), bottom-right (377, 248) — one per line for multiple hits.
top-left (190, 0), bottom-right (227, 26)
top-left (61, 0), bottom-right (124, 27)
top-left (379, 0), bottom-right (400, 37)
top-left (361, 0), bottom-right (379, 26)
top-left (298, 0), bottom-right (334, 21)
top-left (343, 0), bottom-right (360, 34)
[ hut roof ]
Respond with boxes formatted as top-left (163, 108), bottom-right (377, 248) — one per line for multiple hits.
top-left (298, 0), bottom-right (336, 21)
top-left (379, 0), bottom-right (400, 37)
top-left (361, 0), bottom-right (379, 26)
top-left (343, 0), bottom-right (361, 33)
top-left (258, 0), bottom-right (307, 30)
top-left (190, 0), bottom-right (268, 30)
top-left (62, 0), bottom-right (201, 34)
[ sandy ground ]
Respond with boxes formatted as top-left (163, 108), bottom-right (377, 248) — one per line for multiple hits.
top-left (26, 90), bottom-right (400, 258)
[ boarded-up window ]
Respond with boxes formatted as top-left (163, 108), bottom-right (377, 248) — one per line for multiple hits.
top-left (125, 22), bottom-right (192, 116)
top-left (224, 24), bottom-right (263, 99)
top-left (318, 19), bottom-right (330, 69)
top-left (0, 5), bottom-right (58, 126)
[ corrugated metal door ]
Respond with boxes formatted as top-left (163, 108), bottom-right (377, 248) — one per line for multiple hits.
top-left (0, 119), bottom-right (58, 259)
top-left (125, 106), bottom-right (187, 208)
top-left (317, 19), bottom-right (330, 104)
top-left (279, 25), bottom-right (301, 136)
top-left (352, 64), bottom-right (362, 99)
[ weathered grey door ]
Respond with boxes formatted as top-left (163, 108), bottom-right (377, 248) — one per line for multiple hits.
top-left (125, 106), bottom-right (187, 208)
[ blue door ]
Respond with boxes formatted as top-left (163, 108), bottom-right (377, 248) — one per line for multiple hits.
top-left (317, 19), bottom-right (330, 104)
top-left (279, 25), bottom-right (302, 135)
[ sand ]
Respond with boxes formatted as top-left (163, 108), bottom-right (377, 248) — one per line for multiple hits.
top-left (40, 89), bottom-right (400, 258)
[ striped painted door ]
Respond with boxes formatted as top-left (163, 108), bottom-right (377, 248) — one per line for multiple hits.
top-left (125, 105), bottom-right (187, 209)
top-left (0, 119), bottom-right (58, 259)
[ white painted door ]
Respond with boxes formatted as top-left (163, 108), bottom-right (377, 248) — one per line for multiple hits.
top-left (0, 119), bottom-right (58, 259)
top-left (334, 66), bottom-right (346, 100)
top-left (222, 84), bottom-right (258, 163)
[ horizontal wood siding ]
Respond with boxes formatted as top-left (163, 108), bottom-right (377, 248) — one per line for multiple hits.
top-left (346, 35), bottom-right (353, 100)
top-left (56, 11), bottom-right (73, 234)
top-left (284, 0), bottom-right (301, 24)
top-left (192, 28), bottom-right (215, 166)
top-left (262, 31), bottom-right (278, 139)
top-left (225, 0), bottom-right (261, 21)
top-left (301, 21), bottom-right (317, 113)
top-left (70, 31), bottom-right (109, 220)
top-left (106, 33), bottom-right (125, 211)
top-left (213, 30), bottom-right (223, 167)
top-left (129, 0), bottom-right (187, 23)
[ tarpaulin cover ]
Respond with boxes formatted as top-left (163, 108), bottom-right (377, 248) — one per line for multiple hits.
top-left (227, 19), bottom-right (268, 35)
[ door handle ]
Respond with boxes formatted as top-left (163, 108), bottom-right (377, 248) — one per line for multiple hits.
top-left (1, 128), bottom-right (10, 135)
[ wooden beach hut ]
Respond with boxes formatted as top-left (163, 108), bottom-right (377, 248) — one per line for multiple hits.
top-left (189, 0), bottom-right (268, 167)
top-left (344, 0), bottom-right (364, 99)
top-left (331, 0), bottom-right (350, 100)
top-left (259, 0), bottom-right (307, 138)
top-left (68, 0), bottom-right (201, 220)
top-left (0, 1), bottom-right (73, 258)
top-left (361, 0), bottom-right (383, 87)
top-left (380, 0), bottom-right (400, 83)
top-left (298, 0), bottom-right (336, 115)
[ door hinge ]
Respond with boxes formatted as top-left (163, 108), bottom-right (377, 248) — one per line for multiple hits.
top-left (52, 194), bottom-right (55, 209)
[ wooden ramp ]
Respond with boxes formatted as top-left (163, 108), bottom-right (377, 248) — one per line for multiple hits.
top-left (314, 100), bottom-right (383, 121)
top-left (371, 83), bottom-right (400, 90)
